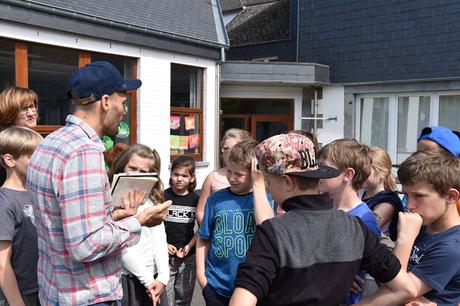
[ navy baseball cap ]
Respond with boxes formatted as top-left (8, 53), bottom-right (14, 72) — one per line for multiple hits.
top-left (418, 126), bottom-right (460, 157)
top-left (67, 61), bottom-right (142, 104)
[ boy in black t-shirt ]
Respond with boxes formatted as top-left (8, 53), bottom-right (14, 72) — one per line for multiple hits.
top-left (164, 156), bottom-right (199, 306)
top-left (0, 126), bottom-right (42, 306)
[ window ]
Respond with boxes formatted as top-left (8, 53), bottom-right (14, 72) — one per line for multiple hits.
top-left (439, 95), bottom-right (460, 131)
top-left (1, 38), bottom-right (138, 143)
top-left (357, 92), bottom-right (460, 165)
top-left (0, 39), bottom-right (15, 91)
top-left (170, 64), bottom-right (204, 161)
top-left (396, 96), bottom-right (430, 163)
top-left (92, 52), bottom-right (138, 144)
top-left (360, 97), bottom-right (389, 150)
top-left (28, 43), bottom-right (78, 126)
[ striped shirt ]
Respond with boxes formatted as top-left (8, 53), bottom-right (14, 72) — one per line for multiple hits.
top-left (27, 115), bottom-right (141, 306)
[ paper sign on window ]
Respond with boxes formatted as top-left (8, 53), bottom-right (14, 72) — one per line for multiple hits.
top-left (189, 134), bottom-right (199, 149)
top-left (179, 136), bottom-right (189, 150)
top-left (185, 116), bottom-right (195, 131)
top-left (170, 115), bottom-right (181, 130)
top-left (170, 135), bottom-right (179, 149)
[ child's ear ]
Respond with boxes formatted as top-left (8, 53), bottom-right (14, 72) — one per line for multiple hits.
top-left (283, 175), bottom-right (295, 192)
top-left (2, 154), bottom-right (15, 168)
top-left (446, 188), bottom-right (460, 204)
top-left (342, 167), bottom-right (355, 182)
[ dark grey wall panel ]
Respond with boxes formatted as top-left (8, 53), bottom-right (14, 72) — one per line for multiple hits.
top-left (298, 0), bottom-right (460, 83)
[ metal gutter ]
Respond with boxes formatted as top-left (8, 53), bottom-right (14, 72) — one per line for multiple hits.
top-left (211, 0), bottom-right (230, 47)
top-left (2, 0), bottom-right (227, 49)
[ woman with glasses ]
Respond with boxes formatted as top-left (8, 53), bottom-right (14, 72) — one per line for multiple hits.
top-left (0, 86), bottom-right (39, 129)
top-left (0, 86), bottom-right (40, 185)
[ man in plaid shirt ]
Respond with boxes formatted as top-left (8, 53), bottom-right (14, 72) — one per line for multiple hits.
top-left (27, 61), bottom-right (170, 306)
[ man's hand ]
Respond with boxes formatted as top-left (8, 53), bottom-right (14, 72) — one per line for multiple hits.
top-left (168, 244), bottom-right (177, 256)
top-left (136, 200), bottom-right (171, 227)
top-left (147, 280), bottom-right (166, 306)
top-left (112, 189), bottom-right (147, 221)
top-left (397, 212), bottom-right (423, 243)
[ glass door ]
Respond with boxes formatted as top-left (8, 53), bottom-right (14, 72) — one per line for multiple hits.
top-left (251, 115), bottom-right (293, 142)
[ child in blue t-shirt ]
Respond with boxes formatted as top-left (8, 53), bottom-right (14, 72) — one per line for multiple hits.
top-left (318, 139), bottom-right (381, 304)
top-left (196, 139), bottom-right (273, 306)
top-left (360, 150), bottom-right (460, 305)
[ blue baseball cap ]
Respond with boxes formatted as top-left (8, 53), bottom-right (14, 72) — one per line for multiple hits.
top-left (67, 61), bottom-right (141, 104)
top-left (418, 126), bottom-right (460, 157)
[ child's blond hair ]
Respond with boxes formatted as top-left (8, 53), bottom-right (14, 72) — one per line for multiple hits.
top-left (398, 149), bottom-right (460, 196)
top-left (227, 139), bottom-right (257, 170)
top-left (369, 146), bottom-right (397, 191)
top-left (318, 138), bottom-right (371, 190)
top-left (0, 126), bottom-right (43, 168)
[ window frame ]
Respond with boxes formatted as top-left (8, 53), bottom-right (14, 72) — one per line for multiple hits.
top-left (10, 39), bottom-right (138, 143)
top-left (355, 91), bottom-right (460, 165)
top-left (170, 64), bottom-right (204, 161)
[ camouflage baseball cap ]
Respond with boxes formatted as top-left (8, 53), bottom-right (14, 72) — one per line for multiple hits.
top-left (255, 133), bottom-right (340, 179)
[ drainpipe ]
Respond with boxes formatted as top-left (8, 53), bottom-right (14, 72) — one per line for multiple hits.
top-left (214, 47), bottom-right (226, 169)
top-left (313, 87), bottom-right (318, 134)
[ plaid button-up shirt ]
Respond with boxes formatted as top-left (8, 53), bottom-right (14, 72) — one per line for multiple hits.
top-left (27, 115), bottom-right (141, 306)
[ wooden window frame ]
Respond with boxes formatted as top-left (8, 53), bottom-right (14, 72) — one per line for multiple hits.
top-left (13, 41), bottom-right (138, 143)
top-left (170, 107), bottom-right (204, 161)
top-left (170, 66), bottom-right (204, 161)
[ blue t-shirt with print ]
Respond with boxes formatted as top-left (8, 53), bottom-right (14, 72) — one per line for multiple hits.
top-left (345, 202), bottom-right (381, 305)
top-left (197, 187), bottom-right (273, 297)
top-left (408, 225), bottom-right (460, 305)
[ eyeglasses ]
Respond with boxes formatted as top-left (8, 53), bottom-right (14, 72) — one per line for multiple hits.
top-left (19, 101), bottom-right (38, 115)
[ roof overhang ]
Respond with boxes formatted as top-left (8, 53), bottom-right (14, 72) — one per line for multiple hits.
top-left (221, 61), bottom-right (330, 86)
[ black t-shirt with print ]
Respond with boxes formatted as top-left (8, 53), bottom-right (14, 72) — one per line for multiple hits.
top-left (164, 187), bottom-right (199, 255)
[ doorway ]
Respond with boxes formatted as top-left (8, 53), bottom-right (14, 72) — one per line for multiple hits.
top-left (220, 98), bottom-right (294, 142)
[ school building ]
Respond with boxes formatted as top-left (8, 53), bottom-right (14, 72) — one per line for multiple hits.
top-left (0, 0), bottom-right (228, 185)
top-left (2, 0), bottom-right (460, 186)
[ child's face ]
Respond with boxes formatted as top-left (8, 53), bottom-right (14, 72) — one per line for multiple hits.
top-left (226, 161), bottom-right (252, 194)
top-left (403, 181), bottom-right (451, 226)
top-left (15, 154), bottom-right (32, 179)
top-left (318, 156), bottom-right (344, 196)
top-left (123, 154), bottom-right (153, 174)
top-left (171, 166), bottom-right (194, 194)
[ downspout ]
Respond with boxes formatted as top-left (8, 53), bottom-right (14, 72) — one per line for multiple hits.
top-left (296, 0), bottom-right (300, 62)
top-left (313, 88), bottom-right (318, 134)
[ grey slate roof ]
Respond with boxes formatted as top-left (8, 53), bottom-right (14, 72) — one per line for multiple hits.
top-left (220, 0), bottom-right (277, 12)
top-left (226, 0), bottom-right (289, 46)
top-left (19, 0), bottom-right (226, 46)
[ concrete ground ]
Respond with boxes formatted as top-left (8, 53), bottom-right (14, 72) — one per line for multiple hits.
top-left (190, 281), bottom-right (205, 306)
